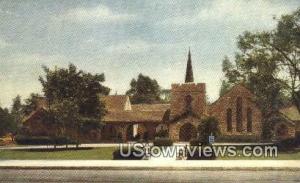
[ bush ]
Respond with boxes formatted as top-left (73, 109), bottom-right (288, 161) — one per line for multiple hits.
top-left (113, 147), bottom-right (144, 160)
top-left (155, 129), bottom-right (168, 138)
top-left (187, 145), bottom-right (216, 160)
top-left (15, 135), bottom-right (76, 145)
top-left (198, 117), bottom-right (220, 144)
top-left (216, 135), bottom-right (260, 143)
top-left (190, 138), bottom-right (202, 146)
top-left (53, 137), bottom-right (76, 145)
top-left (276, 138), bottom-right (297, 151)
top-left (153, 138), bottom-right (173, 146)
top-left (133, 134), bottom-right (141, 141)
top-left (295, 132), bottom-right (300, 147)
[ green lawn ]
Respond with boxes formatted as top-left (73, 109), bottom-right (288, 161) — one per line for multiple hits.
top-left (0, 147), bottom-right (116, 160)
top-left (217, 150), bottom-right (300, 160)
top-left (0, 147), bottom-right (299, 160)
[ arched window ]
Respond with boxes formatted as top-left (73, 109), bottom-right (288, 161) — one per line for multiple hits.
top-left (185, 95), bottom-right (193, 113)
top-left (247, 108), bottom-right (252, 132)
top-left (226, 108), bottom-right (232, 132)
top-left (236, 97), bottom-right (243, 132)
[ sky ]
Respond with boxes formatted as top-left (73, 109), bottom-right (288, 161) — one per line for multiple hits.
top-left (0, 0), bottom-right (299, 108)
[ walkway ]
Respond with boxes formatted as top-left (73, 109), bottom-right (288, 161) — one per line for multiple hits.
top-left (0, 160), bottom-right (299, 170)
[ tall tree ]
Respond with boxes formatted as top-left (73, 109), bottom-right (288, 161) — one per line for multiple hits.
top-left (11, 95), bottom-right (23, 133)
top-left (39, 64), bottom-right (110, 144)
top-left (23, 93), bottom-right (43, 115)
top-left (0, 107), bottom-right (14, 136)
top-left (220, 8), bottom-right (300, 138)
top-left (126, 74), bottom-right (162, 104)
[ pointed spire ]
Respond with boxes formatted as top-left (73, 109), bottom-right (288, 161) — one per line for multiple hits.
top-left (185, 48), bottom-right (194, 83)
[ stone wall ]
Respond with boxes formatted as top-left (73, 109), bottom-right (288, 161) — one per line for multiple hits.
top-left (170, 83), bottom-right (206, 118)
top-left (209, 85), bottom-right (262, 138)
top-left (168, 116), bottom-right (201, 141)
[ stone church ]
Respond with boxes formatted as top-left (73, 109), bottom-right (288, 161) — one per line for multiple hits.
top-left (100, 50), bottom-right (299, 142)
top-left (22, 50), bottom-right (299, 142)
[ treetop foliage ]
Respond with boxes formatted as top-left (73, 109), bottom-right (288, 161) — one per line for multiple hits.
top-left (126, 73), bottom-right (162, 104)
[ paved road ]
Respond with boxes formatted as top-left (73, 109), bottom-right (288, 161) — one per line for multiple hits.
top-left (0, 169), bottom-right (299, 182)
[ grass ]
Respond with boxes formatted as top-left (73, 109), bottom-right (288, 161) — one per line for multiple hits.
top-left (0, 146), bottom-right (300, 160)
top-left (217, 150), bottom-right (300, 160)
top-left (0, 147), bottom-right (116, 160)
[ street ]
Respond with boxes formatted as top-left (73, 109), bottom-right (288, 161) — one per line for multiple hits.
top-left (0, 169), bottom-right (299, 182)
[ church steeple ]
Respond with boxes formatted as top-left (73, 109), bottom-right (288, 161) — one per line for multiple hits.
top-left (185, 48), bottom-right (194, 83)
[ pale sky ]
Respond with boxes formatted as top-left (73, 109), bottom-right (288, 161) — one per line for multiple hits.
top-left (0, 0), bottom-right (299, 108)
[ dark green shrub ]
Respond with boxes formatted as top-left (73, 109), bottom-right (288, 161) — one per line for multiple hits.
top-left (187, 145), bottom-right (216, 160)
top-left (198, 117), bottom-right (220, 144)
top-left (295, 132), bottom-right (300, 146)
top-left (133, 134), bottom-right (141, 141)
top-left (15, 135), bottom-right (76, 145)
top-left (113, 147), bottom-right (143, 160)
top-left (15, 135), bottom-right (53, 145)
top-left (53, 137), bottom-right (76, 145)
top-left (143, 131), bottom-right (149, 142)
top-left (153, 138), bottom-right (173, 146)
top-left (155, 129), bottom-right (168, 138)
top-left (190, 138), bottom-right (202, 146)
top-left (276, 138), bottom-right (297, 151)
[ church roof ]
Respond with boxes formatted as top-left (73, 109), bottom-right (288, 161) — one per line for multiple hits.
top-left (103, 110), bottom-right (166, 123)
top-left (209, 84), bottom-right (255, 107)
top-left (280, 105), bottom-right (300, 122)
top-left (185, 48), bottom-right (194, 83)
top-left (131, 104), bottom-right (170, 111)
top-left (101, 95), bottom-right (170, 123)
top-left (22, 107), bottom-right (48, 123)
top-left (101, 95), bottom-right (130, 111)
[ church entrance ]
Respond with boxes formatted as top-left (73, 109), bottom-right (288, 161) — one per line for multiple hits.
top-left (179, 123), bottom-right (197, 141)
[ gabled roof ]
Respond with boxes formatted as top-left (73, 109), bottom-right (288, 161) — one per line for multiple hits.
top-left (103, 110), bottom-right (166, 123)
top-left (101, 95), bottom-right (169, 123)
top-left (210, 84), bottom-right (255, 107)
top-left (101, 95), bottom-right (130, 111)
top-left (131, 104), bottom-right (170, 111)
top-left (280, 105), bottom-right (300, 122)
top-left (22, 107), bottom-right (48, 124)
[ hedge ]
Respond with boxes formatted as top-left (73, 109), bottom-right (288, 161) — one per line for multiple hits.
top-left (113, 147), bottom-right (144, 160)
top-left (296, 132), bottom-right (300, 147)
top-left (276, 138), bottom-right (297, 152)
top-left (153, 138), bottom-right (173, 146)
top-left (190, 139), bottom-right (202, 146)
top-left (15, 135), bottom-right (76, 145)
top-left (187, 145), bottom-right (216, 160)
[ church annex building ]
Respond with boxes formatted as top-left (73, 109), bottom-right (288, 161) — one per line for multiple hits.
top-left (22, 50), bottom-right (300, 142)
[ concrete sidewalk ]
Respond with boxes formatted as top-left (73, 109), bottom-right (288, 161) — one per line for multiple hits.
top-left (0, 160), bottom-right (299, 170)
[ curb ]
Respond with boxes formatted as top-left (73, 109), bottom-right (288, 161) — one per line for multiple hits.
top-left (1, 166), bottom-right (300, 171)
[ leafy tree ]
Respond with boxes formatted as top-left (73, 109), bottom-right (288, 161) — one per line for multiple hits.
top-left (219, 80), bottom-right (232, 97)
top-left (126, 74), bottom-right (162, 104)
top-left (49, 99), bottom-right (80, 148)
top-left (0, 107), bottom-right (14, 136)
top-left (198, 117), bottom-right (220, 145)
top-left (23, 93), bottom-right (43, 115)
top-left (10, 95), bottom-right (23, 133)
top-left (39, 64), bottom-right (110, 146)
top-left (220, 9), bottom-right (300, 139)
